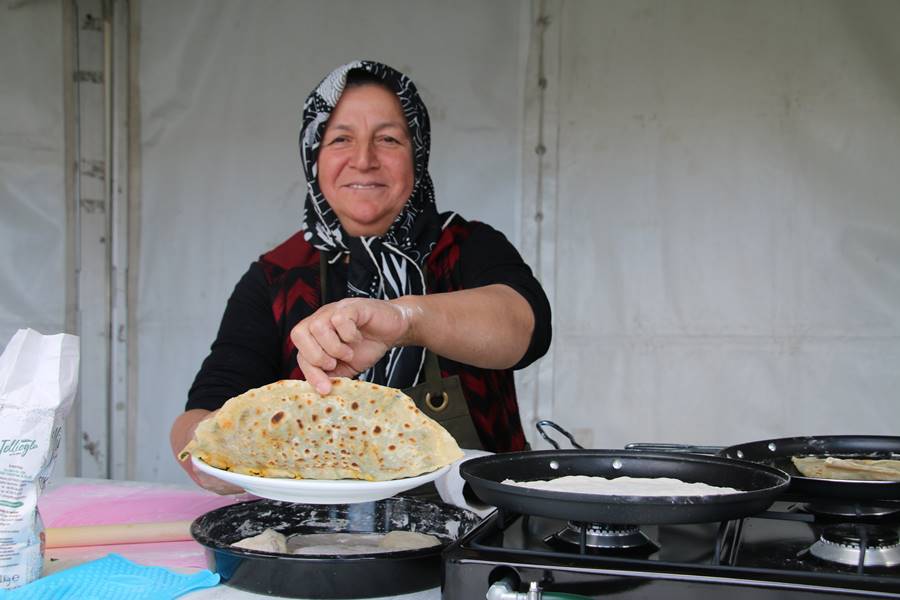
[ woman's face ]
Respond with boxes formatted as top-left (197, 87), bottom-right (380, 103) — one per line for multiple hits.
top-left (317, 84), bottom-right (414, 237)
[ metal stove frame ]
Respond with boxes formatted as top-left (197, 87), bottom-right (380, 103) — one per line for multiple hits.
top-left (442, 504), bottom-right (900, 599)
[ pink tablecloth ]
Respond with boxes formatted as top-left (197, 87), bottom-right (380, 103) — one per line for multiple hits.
top-left (39, 480), bottom-right (253, 570)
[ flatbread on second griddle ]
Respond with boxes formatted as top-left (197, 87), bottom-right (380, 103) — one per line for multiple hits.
top-left (792, 456), bottom-right (900, 481)
top-left (179, 378), bottom-right (463, 481)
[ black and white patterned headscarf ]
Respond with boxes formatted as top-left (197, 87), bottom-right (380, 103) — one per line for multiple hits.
top-left (299, 60), bottom-right (443, 388)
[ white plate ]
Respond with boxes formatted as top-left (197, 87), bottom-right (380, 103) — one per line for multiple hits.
top-left (192, 457), bottom-right (451, 504)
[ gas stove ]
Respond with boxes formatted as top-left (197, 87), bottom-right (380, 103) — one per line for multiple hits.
top-left (443, 497), bottom-right (900, 599)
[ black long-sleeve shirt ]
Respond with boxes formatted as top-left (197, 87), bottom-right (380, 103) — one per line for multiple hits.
top-left (187, 220), bottom-right (551, 413)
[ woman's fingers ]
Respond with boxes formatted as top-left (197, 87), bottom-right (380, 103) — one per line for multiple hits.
top-left (308, 318), bottom-right (355, 363)
top-left (291, 307), bottom-right (352, 373)
top-left (290, 299), bottom-right (410, 393)
top-left (292, 315), bottom-right (343, 394)
top-left (325, 361), bottom-right (358, 379)
top-left (331, 306), bottom-right (363, 345)
top-left (298, 357), bottom-right (334, 395)
top-left (291, 322), bottom-right (337, 369)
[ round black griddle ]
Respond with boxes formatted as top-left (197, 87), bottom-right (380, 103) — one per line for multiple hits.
top-left (720, 435), bottom-right (900, 500)
top-left (460, 450), bottom-right (789, 524)
top-left (191, 497), bottom-right (480, 599)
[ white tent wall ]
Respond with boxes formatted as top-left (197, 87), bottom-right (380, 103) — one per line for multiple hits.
top-left (0, 3), bottom-right (66, 360)
top-left (537, 0), bottom-right (900, 449)
top-left (0, 2), bottom-right (69, 471)
top-left (136, 0), bottom-right (530, 482)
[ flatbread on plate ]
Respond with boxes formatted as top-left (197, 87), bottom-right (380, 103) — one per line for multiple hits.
top-left (179, 378), bottom-right (463, 481)
top-left (792, 456), bottom-right (900, 481)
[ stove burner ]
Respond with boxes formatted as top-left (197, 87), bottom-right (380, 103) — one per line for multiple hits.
top-left (809, 524), bottom-right (900, 568)
top-left (545, 521), bottom-right (659, 554)
top-left (806, 501), bottom-right (900, 520)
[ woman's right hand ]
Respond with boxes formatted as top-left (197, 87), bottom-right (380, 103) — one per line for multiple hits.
top-left (290, 297), bottom-right (413, 395)
top-left (170, 408), bottom-right (245, 495)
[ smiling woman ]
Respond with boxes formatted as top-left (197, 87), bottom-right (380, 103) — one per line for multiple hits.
top-left (169, 61), bottom-right (552, 494)
top-left (316, 83), bottom-right (414, 237)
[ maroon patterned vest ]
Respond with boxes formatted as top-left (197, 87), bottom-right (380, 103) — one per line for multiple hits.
top-left (257, 219), bottom-right (527, 453)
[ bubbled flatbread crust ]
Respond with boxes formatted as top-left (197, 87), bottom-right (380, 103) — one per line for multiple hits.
top-left (179, 378), bottom-right (463, 481)
top-left (792, 456), bottom-right (900, 481)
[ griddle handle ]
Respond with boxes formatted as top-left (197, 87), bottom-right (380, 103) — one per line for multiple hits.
top-left (625, 442), bottom-right (724, 455)
top-left (535, 420), bottom-right (584, 449)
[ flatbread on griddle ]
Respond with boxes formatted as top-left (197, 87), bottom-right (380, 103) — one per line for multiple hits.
top-left (179, 378), bottom-right (463, 481)
top-left (792, 456), bottom-right (900, 481)
top-left (502, 475), bottom-right (741, 496)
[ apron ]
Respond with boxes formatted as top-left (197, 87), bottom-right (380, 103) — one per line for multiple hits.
top-left (320, 256), bottom-right (483, 501)
top-left (318, 255), bottom-right (484, 451)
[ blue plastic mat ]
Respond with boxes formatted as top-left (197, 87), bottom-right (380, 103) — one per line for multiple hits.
top-left (0, 553), bottom-right (219, 599)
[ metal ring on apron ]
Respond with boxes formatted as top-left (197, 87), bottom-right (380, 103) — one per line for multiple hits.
top-left (425, 391), bottom-right (449, 412)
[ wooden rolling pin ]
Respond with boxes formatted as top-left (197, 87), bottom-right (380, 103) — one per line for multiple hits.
top-left (44, 520), bottom-right (194, 548)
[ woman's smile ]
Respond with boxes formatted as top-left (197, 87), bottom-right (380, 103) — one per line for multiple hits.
top-left (345, 182), bottom-right (386, 189)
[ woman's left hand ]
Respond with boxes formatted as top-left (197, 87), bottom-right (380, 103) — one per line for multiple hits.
top-left (290, 298), bottom-right (415, 394)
